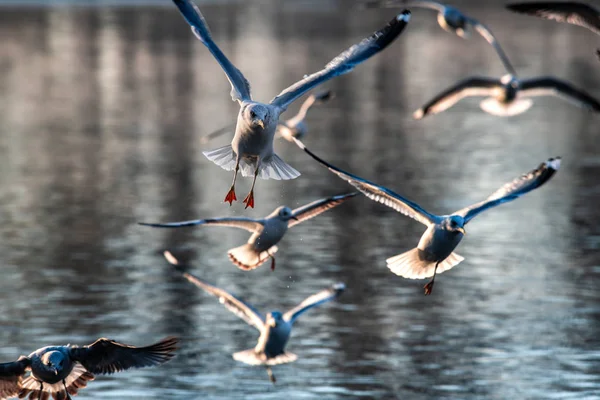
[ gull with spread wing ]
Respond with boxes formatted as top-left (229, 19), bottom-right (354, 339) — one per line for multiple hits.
top-left (201, 90), bottom-right (334, 145)
top-left (0, 337), bottom-right (177, 400)
top-left (139, 193), bottom-right (356, 271)
top-left (172, 0), bottom-right (410, 208)
top-left (293, 138), bottom-right (561, 295)
top-left (164, 251), bottom-right (344, 383)
top-left (365, 0), bottom-right (517, 75)
top-left (506, 2), bottom-right (600, 59)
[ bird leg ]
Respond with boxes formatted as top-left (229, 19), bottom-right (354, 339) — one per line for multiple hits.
top-left (243, 159), bottom-right (260, 209)
top-left (268, 251), bottom-right (276, 272)
top-left (224, 157), bottom-right (240, 205)
top-left (266, 366), bottom-right (276, 384)
top-left (38, 382), bottom-right (43, 400)
top-left (424, 262), bottom-right (440, 296)
top-left (63, 379), bottom-right (72, 400)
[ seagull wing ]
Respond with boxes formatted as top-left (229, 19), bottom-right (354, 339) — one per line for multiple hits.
top-left (283, 283), bottom-right (345, 324)
top-left (200, 123), bottom-right (236, 145)
top-left (469, 19), bottom-right (518, 76)
top-left (413, 77), bottom-right (503, 119)
top-left (269, 11), bottom-right (411, 111)
top-left (520, 77), bottom-right (600, 111)
top-left (68, 337), bottom-right (178, 375)
top-left (164, 251), bottom-right (266, 330)
top-left (172, 0), bottom-right (252, 103)
top-left (363, 0), bottom-right (445, 12)
top-left (288, 192), bottom-right (357, 228)
top-left (506, 2), bottom-right (600, 35)
top-left (0, 358), bottom-right (30, 400)
top-left (455, 157), bottom-right (561, 224)
top-left (138, 217), bottom-right (264, 233)
top-left (293, 139), bottom-right (439, 226)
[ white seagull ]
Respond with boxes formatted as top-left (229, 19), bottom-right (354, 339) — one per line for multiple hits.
top-left (139, 193), bottom-right (356, 271)
top-left (293, 138), bottom-right (561, 295)
top-left (172, 0), bottom-right (411, 208)
top-left (164, 251), bottom-right (344, 383)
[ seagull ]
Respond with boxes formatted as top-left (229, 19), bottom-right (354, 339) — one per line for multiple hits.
top-left (164, 251), bottom-right (344, 383)
top-left (172, 0), bottom-right (410, 208)
top-left (0, 337), bottom-right (177, 400)
top-left (413, 73), bottom-right (600, 118)
top-left (364, 0), bottom-right (517, 75)
top-left (139, 193), bottom-right (356, 271)
top-left (506, 2), bottom-right (600, 58)
top-left (293, 138), bottom-right (561, 295)
top-left (200, 90), bottom-right (334, 145)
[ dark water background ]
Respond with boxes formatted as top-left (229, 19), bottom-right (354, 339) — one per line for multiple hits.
top-left (0, 1), bottom-right (599, 399)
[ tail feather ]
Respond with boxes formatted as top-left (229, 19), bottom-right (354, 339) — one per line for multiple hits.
top-left (259, 154), bottom-right (300, 180)
top-left (233, 349), bottom-right (297, 366)
top-left (386, 248), bottom-right (464, 279)
top-left (203, 146), bottom-right (300, 180)
top-left (203, 145), bottom-right (237, 171)
top-left (19, 363), bottom-right (95, 400)
top-left (480, 98), bottom-right (533, 116)
top-left (228, 244), bottom-right (278, 271)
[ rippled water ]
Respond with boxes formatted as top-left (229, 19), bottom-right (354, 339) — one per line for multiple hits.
top-left (0, 2), bottom-right (599, 399)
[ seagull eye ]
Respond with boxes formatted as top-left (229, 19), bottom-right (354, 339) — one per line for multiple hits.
top-left (250, 111), bottom-right (256, 118)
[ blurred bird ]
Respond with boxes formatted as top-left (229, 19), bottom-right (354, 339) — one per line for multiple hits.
top-left (164, 251), bottom-right (344, 383)
top-left (506, 2), bottom-right (600, 58)
top-left (293, 138), bottom-right (561, 295)
top-left (139, 193), bottom-right (356, 271)
top-left (0, 337), bottom-right (177, 400)
top-left (201, 90), bottom-right (334, 145)
top-left (172, 0), bottom-right (411, 208)
top-left (365, 0), bottom-right (517, 75)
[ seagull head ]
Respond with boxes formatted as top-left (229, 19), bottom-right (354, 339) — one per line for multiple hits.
top-left (267, 311), bottom-right (284, 328)
top-left (244, 104), bottom-right (269, 130)
top-left (276, 206), bottom-right (297, 221)
top-left (501, 74), bottom-right (519, 89)
top-left (42, 351), bottom-right (65, 375)
top-left (445, 215), bottom-right (466, 236)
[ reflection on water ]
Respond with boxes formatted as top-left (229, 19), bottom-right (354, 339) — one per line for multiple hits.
top-left (0, 2), bottom-right (599, 399)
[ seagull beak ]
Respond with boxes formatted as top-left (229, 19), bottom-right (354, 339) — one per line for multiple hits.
top-left (457, 227), bottom-right (466, 235)
top-left (256, 119), bottom-right (265, 129)
top-left (290, 216), bottom-right (299, 221)
top-left (268, 319), bottom-right (276, 328)
top-left (53, 368), bottom-right (58, 376)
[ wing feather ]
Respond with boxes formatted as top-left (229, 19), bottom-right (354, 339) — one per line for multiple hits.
top-left (520, 77), bottom-right (600, 111)
top-left (506, 2), bottom-right (600, 35)
top-left (288, 193), bottom-right (357, 228)
top-left (283, 283), bottom-right (345, 324)
top-left (138, 217), bottom-right (263, 233)
top-left (0, 358), bottom-right (29, 400)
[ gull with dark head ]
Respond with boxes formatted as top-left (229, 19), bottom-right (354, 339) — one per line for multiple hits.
top-left (172, 0), bottom-right (410, 208)
top-left (164, 251), bottom-right (344, 383)
top-left (139, 193), bottom-right (356, 271)
top-left (293, 138), bottom-right (561, 295)
top-left (0, 337), bottom-right (177, 400)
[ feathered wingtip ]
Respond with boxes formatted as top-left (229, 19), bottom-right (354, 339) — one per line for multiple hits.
top-left (233, 349), bottom-right (298, 366)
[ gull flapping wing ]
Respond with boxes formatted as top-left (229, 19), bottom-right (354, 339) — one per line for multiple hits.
top-left (283, 283), bottom-right (345, 324)
top-left (138, 217), bottom-right (264, 233)
top-left (68, 337), bottom-right (178, 375)
top-left (288, 192), bottom-right (357, 228)
top-left (164, 251), bottom-right (266, 330)
top-left (172, 0), bottom-right (252, 103)
top-left (269, 11), bottom-right (411, 112)
top-left (414, 77), bottom-right (503, 119)
top-left (506, 2), bottom-right (600, 35)
top-left (468, 20), bottom-right (518, 76)
top-left (520, 77), bottom-right (600, 111)
top-left (200, 123), bottom-right (236, 145)
top-left (292, 138), bottom-right (438, 227)
top-left (455, 157), bottom-right (561, 224)
top-left (363, 0), bottom-right (445, 12)
top-left (0, 359), bottom-right (29, 400)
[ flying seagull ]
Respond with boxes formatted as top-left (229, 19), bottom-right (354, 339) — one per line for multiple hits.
top-left (293, 138), bottom-right (561, 295)
top-left (413, 73), bottom-right (600, 118)
top-left (164, 251), bottom-right (344, 383)
top-left (364, 0), bottom-right (517, 75)
top-left (172, 0), bottom-right (411, 208)
top-left (506, 2), bottom-right (600, 58)
top-left (201, 90), bottom-right (334, 145)
top-left (139, 193), bottom-right (356, 271)
top-left (0, 337), bottom-right (177, 400)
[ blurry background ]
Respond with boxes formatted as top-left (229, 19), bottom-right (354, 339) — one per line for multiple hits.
top-left (0, 1), bottom-right (599, 399)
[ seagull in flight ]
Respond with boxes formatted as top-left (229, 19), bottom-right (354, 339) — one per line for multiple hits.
top-left (506, 2), bottom-right (600, 59)
top-left (364, 0), bottom-right (517, 75)
top-left (0, 337), bottom-right (177, 400)
top-left (201, 90), bottom-right (334, 145)
top-left (293, 138), bottom-right (561, 295)
top-left (164, 251), bottom-right (344, 383)
top-left (172, 0), bottom-right (411, 208)
top-left (139, 193), bottom-right (356, 271)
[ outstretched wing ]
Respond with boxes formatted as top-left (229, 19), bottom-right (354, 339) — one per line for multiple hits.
top-left (292, 138), bottom-right (438, 226)
top-left (269, 11), bottom-right (411, 111)
top-left (520, 77), bottom-right (600, 111)
top-left (455, 157), bottom-right (561, 224)
top-left (138, 217), bottom-right (264, 233)
top-left (164, 251), bottom-right (266, 330)
top-left (68, 337), bottom-right (178, 375)
top-left (0, 358), bottom-right (30, 400)
top-left (283, 283), bottom-right (345, 324)
top-left (200, 123), bottom-right (236, 145)
top-left (362, 0), bottom-right (445, 12)
top-left (469, 20), bottom-right (517, 76)
top-left (414, 77), bottom-right (503, 119)
top-left (288, 192), bottom-right (357, 228)
top-left (172, 0), bottom-right (252, 103)
top-left (506, 2), bottom-right (600, 35)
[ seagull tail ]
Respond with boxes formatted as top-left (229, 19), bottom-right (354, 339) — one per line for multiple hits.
top-left (203, 144), bottom-right (238, 171)
top-left (233, 349), bottom-right (298, 366)
top-left (257, 153), bottom-right (301, 180)
top-left (19, 363), bottom-right (95, 400)
top-left (227, 244), bottom-right (278, 271)
top-left (386, 248), bottom-right (464, 279)
top-left (479, 98), bottom-right (532, 117)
